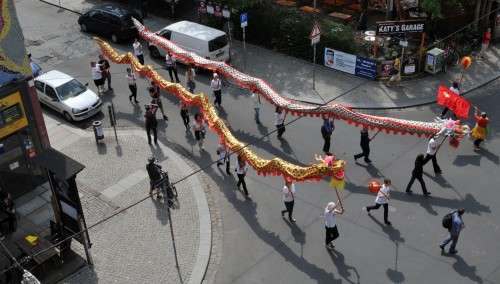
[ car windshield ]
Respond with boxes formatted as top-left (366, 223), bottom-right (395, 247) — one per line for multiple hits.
top-left (208, 35), bottom-right (228, 52)
top-left (56, 79), bottom-right (87, 99)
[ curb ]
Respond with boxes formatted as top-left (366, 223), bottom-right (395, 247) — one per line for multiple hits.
top-left (52, 122), bottom-right (212, 284)
top-left (293, 73), bottom-right (500, 110)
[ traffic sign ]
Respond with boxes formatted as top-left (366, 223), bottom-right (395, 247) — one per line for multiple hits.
top-left (310, 22), bottom-right (321, 45)
top-left (240, 13), bottom-right (248, 28)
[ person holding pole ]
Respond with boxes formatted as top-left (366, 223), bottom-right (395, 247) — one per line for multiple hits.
top-left (471, 108), bottom-right (489, 150)
top-left (324, 200), bottom-right (344, 250)
top-left (211, 73), bottom-right (223, 108)
top-left (252, 92), bottom-right (262, 124)
top-left (126, 68), bottom-right (139, 104)
top-left (365, 178), bottom-right (392, 226)
top-left (321, 118), bottom-right (335, 154)
top-left (354, 127), bottom-right (378, 163)
top-left (406, 154), bottom-right (431, 196)
top-left (423, 135), bottom-right (442, 175)
top-left (216, 139), bottom-right (231, 175)
top-left (281, 178), bottom-right (296, 223)
top-left (275, 106), bottom-right (287, 139)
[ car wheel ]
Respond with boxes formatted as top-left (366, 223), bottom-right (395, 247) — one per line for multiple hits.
top-left (63, 112), bottom-right (73, 122)
top-left (111, 34), bottom-right (119, 43)
top-left (150, 47), bottom-right (160, 59)
top-left (80, 23), bottom-right (88, 32)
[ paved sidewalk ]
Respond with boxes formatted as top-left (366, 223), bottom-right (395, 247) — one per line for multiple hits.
top-left (41, 114), bottom-right (212, 284)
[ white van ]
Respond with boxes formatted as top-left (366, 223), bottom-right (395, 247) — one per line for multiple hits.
top-left (148, 21), bottom-right (230, 62)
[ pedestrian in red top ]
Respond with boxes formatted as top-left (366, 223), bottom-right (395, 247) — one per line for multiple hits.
top-left (471, 108), bottom-right (489, 150)
top-left (479, 28), bottom-right (491, 59)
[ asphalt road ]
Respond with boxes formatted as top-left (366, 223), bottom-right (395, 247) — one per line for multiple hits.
top-left (18, 1), bottom-right (500, 283)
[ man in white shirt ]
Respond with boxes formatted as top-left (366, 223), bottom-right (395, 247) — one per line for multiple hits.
top-left (366, 179), bottom-right (392, 225)
top-left (90, 61), bottom-right (103, 94)
top-left (165, 52), bottom-right (180, 83)
top-left (281, 178), bottom-right (296, 222)
top-left (324, 201), bottom-right (344, 249)
top-left (133, 38), bottom-right (144, 65)
top-left (423, 135), bottom-right (442, 174)
top-left (211, 73), bottom-right (223, 108)
top-left (275, 106), bottom-right (286, 139)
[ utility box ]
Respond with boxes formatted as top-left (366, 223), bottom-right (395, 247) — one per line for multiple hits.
top-left (425, 48), bottom-right (445, 74)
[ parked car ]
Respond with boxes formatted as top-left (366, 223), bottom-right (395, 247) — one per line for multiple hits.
top-left (34, 70), bottom-right (102, 122)
top-left (148, 21), bottom-right (230, 62)
top-left (78, 4), bottom-right (142, 43)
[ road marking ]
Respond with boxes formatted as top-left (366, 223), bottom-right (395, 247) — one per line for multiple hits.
top-left (101, 169), bottom-right (147, 199)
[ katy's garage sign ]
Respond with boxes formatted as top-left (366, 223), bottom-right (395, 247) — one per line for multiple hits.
top-left (376, 20), bottom-right (425, 35)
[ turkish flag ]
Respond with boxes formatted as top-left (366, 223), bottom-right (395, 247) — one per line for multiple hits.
top-left (436, 85), bottom-right (470, 119)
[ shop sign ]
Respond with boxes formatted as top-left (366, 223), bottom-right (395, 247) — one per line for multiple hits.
top-left (376, 20), bottom-right (425, 35)
top-left (355, 57), bottom-right (377, 80)
top-left (324, 48), bottom-right (356, 74)
top-left (0, 91), bottom-right (28, 140)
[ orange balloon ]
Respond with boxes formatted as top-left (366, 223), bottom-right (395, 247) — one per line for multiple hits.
top-left (461, 56), bottom-right (472, 69)
top-left (368, 180), bottom-right (381, 193)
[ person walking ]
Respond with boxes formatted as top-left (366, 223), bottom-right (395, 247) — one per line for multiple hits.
top-left (471, 109), bottom-right (489, 150)
top-left (281, 178), bottom-right (296, 223)
top-left (211, 73), bottom-right (223, 108)
top-left (126, 68), bottom-right (139, 104)
top-left (186, 64), bottom-right (196, 93)
top-left (180, 102), bottom-right (190, 130)
top-left (149, 82), bottom-right (168, 121)
top-left (144, 104), bottom-right (158, 145)
top-left (324, 201), bottom-right (344, 250)
top-left (252, 92), bottom-right (262, 124)
top-left (90, 61), bottom-right (104, 94)
top-left (440, 81), bottom-right (460, 119)
top-left (479, 28), bottom-right (491, 59)
top-left (423, 135), bottom-right (442, 174)
top-left (387, 58), bottom-right (401, 87)
top-left (216, 140), bottom-right (231, 174)
top-left (365, 178), bottom-right (392, 225)
top-left (193, 113), bottom-right (206, 150)
top-left (28, 53), bottom-right (42, 77)
top-left (321, 118), bottom-right (335, 153)
top-left (275, 106), bottom-right (286, 139)
top-left (406, 154), bottom-right (431, 196)
top-left (165, 52), bottom-right (180, 83)
top-left (98, 54), bottom-right (112, 91)
top-left (146, 156), bottom-right (162, 197)
top-left (440, 208), bottom-right (465, 254)
top-left (133, 38), bottom-right (144, 65)
top-left (354, 127), bottom-right (373, 163)
top-left (235, 155), bottom-right (250, 197)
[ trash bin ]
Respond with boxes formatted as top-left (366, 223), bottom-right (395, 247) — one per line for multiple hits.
top-left (92, 120), bottom-right (104, 143)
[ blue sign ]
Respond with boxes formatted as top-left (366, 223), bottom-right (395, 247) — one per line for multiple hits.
top-left (355, 57), bottom-right (377, 80)
top-left (240, 13), bottom-right (248, 27)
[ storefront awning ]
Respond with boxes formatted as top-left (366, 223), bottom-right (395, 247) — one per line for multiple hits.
top-left (31, 148), bottom-right (85, 180)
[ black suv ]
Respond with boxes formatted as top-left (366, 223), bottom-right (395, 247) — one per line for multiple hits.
top-left (78, 4), bottom-right (142, 43)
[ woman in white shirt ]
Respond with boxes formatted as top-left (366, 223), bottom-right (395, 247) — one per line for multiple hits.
top-left (324, 201), bottom-right (344, 249)
top-left (275, 106), bottom-right (286, 139)
top-left (126, 68), bottom-right (138, 104)
top-left (211, 73), bottom-right (222, 108)
top-left (186, 64), bottom-right (196, 93)
top-left (281, 178), bottom-right (296, 222)
top-left (365, 179), bottom-right (391, 226)
top-left (235, 155), bottom-right (250, 197)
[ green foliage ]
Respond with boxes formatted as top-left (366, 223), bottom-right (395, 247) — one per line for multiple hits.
top-left (421, 0), bottom-right (442, 19)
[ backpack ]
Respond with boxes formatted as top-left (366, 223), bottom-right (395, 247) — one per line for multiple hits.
top-left (442, 211), bottom-right (456, 229)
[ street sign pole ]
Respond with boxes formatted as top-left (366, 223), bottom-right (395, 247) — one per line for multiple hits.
top-left (313, 43), bottom-right (316, 90)
top-left (241, 13), bottom-right (248, 70)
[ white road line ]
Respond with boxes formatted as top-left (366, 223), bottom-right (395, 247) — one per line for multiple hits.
top-left (101, 169), bottom-right (148, 199)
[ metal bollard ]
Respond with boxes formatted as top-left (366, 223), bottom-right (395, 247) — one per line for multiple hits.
top-left (92, 120), bottom-right (104, 143)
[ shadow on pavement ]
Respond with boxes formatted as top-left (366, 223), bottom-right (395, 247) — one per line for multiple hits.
top-left (354, 162), bottom-right (383, 178)
top-left (327, 249), bottom-right (361, 284)
top-left (444, 254), bottom-right (484, 284)
top-left (368, 215), bottom-right (405, 244)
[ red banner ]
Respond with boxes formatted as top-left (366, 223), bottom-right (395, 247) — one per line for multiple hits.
top-left (436, 85), bottom-right (470, 119)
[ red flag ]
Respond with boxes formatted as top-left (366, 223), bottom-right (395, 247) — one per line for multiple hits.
top-left (436, 85), bottom-right (470, 119)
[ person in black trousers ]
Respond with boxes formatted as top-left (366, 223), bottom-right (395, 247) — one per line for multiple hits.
top-left (321, 118), bottom-right (334, 153)
top-left (406, 154), bottom-right (431, 196)
top-left (354, 127), bottom-right (372, 163)
top-left (281, 179), bottom-right (296, 222)
top-left (180, 102), bottom-right (190, 130)
top-left (144, 104), bottom-right (158, 145)
top-left (235, 154), bottom-right (250, 197)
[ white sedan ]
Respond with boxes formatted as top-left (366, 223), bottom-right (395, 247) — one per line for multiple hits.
top-left (34, 70), bottom-right (102, 121)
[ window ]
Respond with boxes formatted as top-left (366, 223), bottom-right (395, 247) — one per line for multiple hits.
top-left (45, 86), bottom-right (58, 101)
top-left (93, 12), bottom-right (108, 22)
top-left (108, 14), bottom-right (121, 26)
top-left (34, 81), bottom-right (45, 93)
top-left (56, 79), bottom-right (86, 100)
top-left (208, 35), bottom-right (228, 52)
top-left (160, 30), bottom-right (171, 40)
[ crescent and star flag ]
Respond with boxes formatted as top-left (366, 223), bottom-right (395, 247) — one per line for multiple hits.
top-left (436, 85), bottom-right (471, 119)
